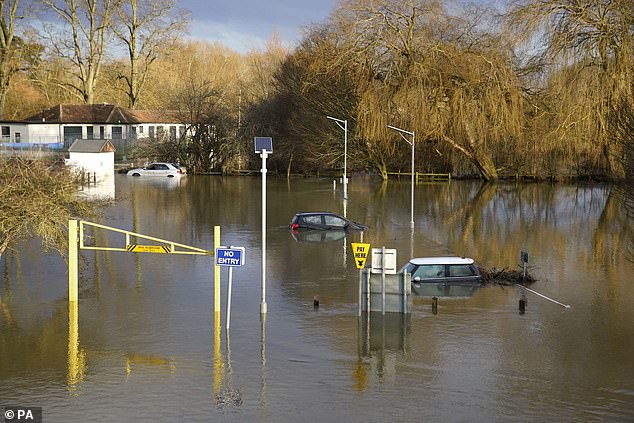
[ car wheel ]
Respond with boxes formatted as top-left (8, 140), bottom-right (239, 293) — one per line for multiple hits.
top-left (167, 174), bottom-right (174, 178)
top-left (132, 173), bottom-right (141, 177)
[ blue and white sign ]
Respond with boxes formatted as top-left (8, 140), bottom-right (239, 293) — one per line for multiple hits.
top-left (216, 246), bottom-right (245, 267)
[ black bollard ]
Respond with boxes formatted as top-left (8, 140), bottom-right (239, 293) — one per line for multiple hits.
top-left (432, 296), bottom-right (438, 315)
top-left (313, 295), bottom-right (320, 310)
top-left (519, 298), bottom-right (526, 314)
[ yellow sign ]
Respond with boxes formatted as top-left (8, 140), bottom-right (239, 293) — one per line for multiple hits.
top-left (126, 244), bottom-right (171, 254)
top-left (351, 243), bottom-right (371, 269)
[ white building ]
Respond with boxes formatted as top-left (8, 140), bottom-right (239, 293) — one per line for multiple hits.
top-left (66, 139), bottom-right (116, 176)
top-left (0, 104), bottom-right (187, 150)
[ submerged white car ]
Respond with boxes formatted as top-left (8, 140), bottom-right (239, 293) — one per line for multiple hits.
top-left (127, 162), bottom-right (185, 178)
top-left (400, 257), bottom-right (482, 284)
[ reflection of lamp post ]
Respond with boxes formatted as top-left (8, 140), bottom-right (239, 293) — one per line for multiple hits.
top-left (255, 137), bottom-right (273, 315)
top-left (387, 125), bottom-right (415, 228)
top-left (327, 116), bottom-right (348, 200)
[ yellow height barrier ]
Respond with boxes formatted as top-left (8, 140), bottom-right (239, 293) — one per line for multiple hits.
top-left (68, 220), bottom-right (218, 304)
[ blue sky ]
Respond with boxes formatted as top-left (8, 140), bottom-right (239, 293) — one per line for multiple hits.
top-left (180, 0), bottom-right (337, 53)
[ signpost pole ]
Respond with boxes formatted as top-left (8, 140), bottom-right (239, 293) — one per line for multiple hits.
top-left (214, 226), bottom-right (221, 315)
top-left (261, 150), bottom-right (268, 315)
top-left (68, 220), bottom-right (79, 302)
top-left (226, 266), bottom-right (233, 330)
top-left (255, 137), bottom-right (272, 316)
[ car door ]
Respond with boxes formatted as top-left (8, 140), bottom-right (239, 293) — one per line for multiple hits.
top-left (323, 214), bottom-right (347, 230)
top-left (447, 264), bottom-right (480, 284)
top-left (302, 214), bottom-right (323, 230)
top-left (143, 163), bottom-right (159, 176)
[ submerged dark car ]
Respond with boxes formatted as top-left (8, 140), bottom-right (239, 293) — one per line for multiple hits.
top-left (289, 212), bottom-right (368, 232)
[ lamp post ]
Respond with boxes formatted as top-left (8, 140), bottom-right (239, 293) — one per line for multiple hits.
top-left (387, 125), bottom-right (415, 228)
top-left (326, 116), bottom-right (348, 200)
top-left (255, 137), bottom-right (273, 315)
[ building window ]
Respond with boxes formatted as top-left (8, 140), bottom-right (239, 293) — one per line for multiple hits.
top-left (100, 126), bottom-right (105, 139)
top-left (112, 126), bottom-right (123, 139)
top-left (15, 132), bottom-right (21, 143)
top-left (1, 126), bottom-right (9, 140)
top-left (169, 126), bottom-right (176, 141)
top-left (87, 127), bottom-right (94, 139)
top-left (139, 126), bottom-right (144, 134)
top-left (149, 126), bottom-right (155, 138)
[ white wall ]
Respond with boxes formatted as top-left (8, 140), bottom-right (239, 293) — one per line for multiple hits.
top-left (66, 152), bottom-right (115, 175)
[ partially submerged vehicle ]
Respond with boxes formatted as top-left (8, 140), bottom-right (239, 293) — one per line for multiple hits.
top-left (289, 212), bottom-right (368, 232)
top-left (400, 257), bottom-right (482, 297)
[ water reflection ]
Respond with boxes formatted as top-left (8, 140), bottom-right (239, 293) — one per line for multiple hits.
top-left (67, 302), bottom-right (86, 390)
top-left (411, 282), bottom-right (480, 298)
top-left (290, 230), bottom-right (347, 243)
top-left (78, 174), bottom-right (115, 201)
top-left (356, 313), bottom-right (410, 388)
top-left (1, 177), bottom-right (634, 421)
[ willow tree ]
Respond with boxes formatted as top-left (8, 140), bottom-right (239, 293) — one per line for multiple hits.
top-left (324, 0), bottom-right (525, 181)
top-left (506, 0), bottom-right (634, 178)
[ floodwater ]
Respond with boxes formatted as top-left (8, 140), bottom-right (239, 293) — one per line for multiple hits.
top-left (1, 175), bottom-right (633, 422)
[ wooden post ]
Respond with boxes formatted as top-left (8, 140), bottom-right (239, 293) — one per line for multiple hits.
top-left (432, 296), bottom-right (438, 315)
top-left (68, 220), bottom-right (79, 302)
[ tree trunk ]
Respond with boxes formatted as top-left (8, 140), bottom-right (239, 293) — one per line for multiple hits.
top-left (441, 135), bottom-right (498, 181)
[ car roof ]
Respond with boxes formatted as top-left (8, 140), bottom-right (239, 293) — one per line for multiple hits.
top-left (408, 257), bottom-right (475, 265)
top-left (296, 212), bottom-right (342, 217)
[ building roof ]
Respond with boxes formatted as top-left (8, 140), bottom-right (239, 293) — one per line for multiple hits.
top-left (22, 104), bottom-right (182, 125)
top-left (68, 139), bottom-right (117, 153)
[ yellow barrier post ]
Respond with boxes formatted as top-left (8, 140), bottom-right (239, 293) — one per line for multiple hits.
top-left (68, 220), bottom-right (79, 302)
top-left (214, 226), bottom-right (221, 315)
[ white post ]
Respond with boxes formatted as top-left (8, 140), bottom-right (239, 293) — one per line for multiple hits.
top-left (261, 151), bottom-right (268, 315)
top-left (381, 246), bottom-right (386, 315)
top-left (343, 119), bottom-right (348, 200)
top-left (226, 266), bottom-right (233, 330)
top-left (387, 125), bottom-right (415, 228)
top-left (410, 132), bottom-right (415, 228)
top-left (327, 116), bottom-right (348, 200)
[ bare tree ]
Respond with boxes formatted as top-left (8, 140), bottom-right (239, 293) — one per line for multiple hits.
top-left (112, 0), bottom-right (188, 109)
top-left (0, 0), bottom-right (23, 116)
top-left (41, 0), bottom-right (118, 104)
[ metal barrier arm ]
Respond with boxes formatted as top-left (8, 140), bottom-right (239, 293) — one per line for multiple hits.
top-left (79, 220), bottom-right (212, 256)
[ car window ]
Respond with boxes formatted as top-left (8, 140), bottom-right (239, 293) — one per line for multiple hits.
top-left (324, 215), bottom-right (346, 227)
top-left (304, 215), bottom-right (322, 225)
top-left (413, 265), bottom-right (445, 279)
top-left (146, 164), bottom-right (157, 170)
top-left (157, 164), bottom-right (169, 170)
top-left (449, 265), bottom-right (476, 277)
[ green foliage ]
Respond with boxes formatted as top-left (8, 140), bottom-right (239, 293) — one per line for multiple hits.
top-left (0, 157), bottom-right (97, 259)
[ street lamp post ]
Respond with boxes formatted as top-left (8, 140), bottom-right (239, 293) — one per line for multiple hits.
top-left (387, 125), bottom-right (415, 228)
top-left (326, 116), bottom-right (348, 200)
top-left (255, 137), bottom-right (273, 315)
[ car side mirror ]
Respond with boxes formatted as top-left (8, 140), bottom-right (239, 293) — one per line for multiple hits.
top-left (414, 276), bottom-right (421, 282)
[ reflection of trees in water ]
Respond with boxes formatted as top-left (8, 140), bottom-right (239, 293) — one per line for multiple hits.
top-left (423, 182), bottom-right (625, 274)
